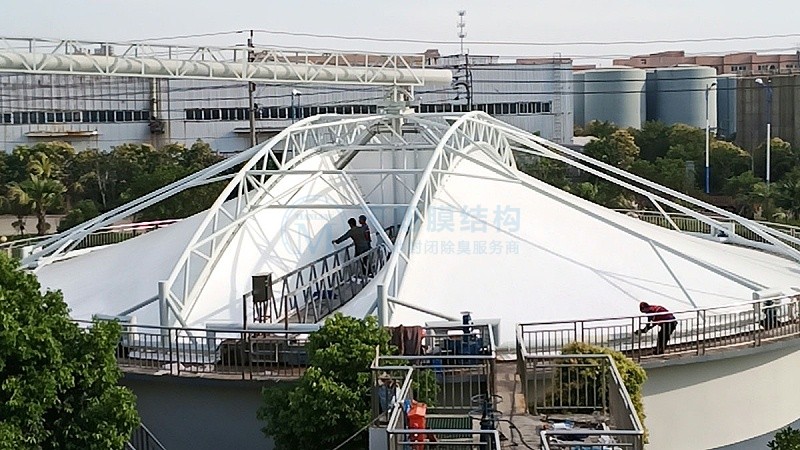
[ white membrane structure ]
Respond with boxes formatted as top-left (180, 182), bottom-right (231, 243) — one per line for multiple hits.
top-left (32, 111), bottom-right (800, 346)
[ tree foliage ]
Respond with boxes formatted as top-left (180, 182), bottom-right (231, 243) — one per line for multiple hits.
top-left (259, 314), bottom-right (392, 450)
top-left (583, 129), bottom-right (640, 170)
top-left (258, 314), bottom-right (439, 450)
top-left (2, 140), bottom-right (225, 231)
top-left (768, 426), bottom-right (800, 450)
top-left (561, 342), bottom-right (648, 441)
top-left (581, 120), bottom-right (619, 139)
top-left (632, 121), bottom-right (671, 162)
top-left (754, 138), bottom-right (796, 183)
top-left (0, 253), bottom-right (139, 449)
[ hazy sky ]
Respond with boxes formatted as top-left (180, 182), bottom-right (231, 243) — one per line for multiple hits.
top-left (2, 0), bottom-right (799, 64)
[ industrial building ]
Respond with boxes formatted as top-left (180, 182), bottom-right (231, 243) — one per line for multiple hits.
top-left (3, 36), bottom-right (800, 450)
top-left (0, 48), bottom-right (573, 153)
top-left (613, 50), bottom-right (800, 75)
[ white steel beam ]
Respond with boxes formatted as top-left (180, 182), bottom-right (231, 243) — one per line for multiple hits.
top-left (0, 37), bottom-right (452, 86)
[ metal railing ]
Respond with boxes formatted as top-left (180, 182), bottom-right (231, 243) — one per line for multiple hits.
top-left (371, 324), bottom-right (500, 450)
top-left (1, 219), bottom-right (178, 258)
top-left (516, 328), bottom-right (644, 450)
top-left (518, 294), bottom-right (800, 362)
top-left (97, 321), bottom-right (313, 380)
top-left (127, 423), bottom-right (166, 450)
top-left (616, 209), bottom-right (800, 251)
top-left (251, 243), bottom-right (390, 325)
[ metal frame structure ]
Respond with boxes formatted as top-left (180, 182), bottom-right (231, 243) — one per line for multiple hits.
top-left (0, 37), bottom-right (451, 86)
top-left (26, 110), bottom-right (800, 329)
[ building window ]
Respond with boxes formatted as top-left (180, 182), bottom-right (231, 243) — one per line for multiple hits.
top-left (640, 59), bottom-right (647, 64)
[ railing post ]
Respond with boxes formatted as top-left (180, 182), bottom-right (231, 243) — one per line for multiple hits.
top-left (695, 310), bottom-right (701, 355)
top-left (174, 327), bottom-right (180, 376)
top-left (754, 301), bottom-right (762, 347)
top-left (630, 317), bottom-right (636, 360)
top-left (529, 358), bottom-right (537, 416)
top-left (157, 281), bottom-right (169, 345)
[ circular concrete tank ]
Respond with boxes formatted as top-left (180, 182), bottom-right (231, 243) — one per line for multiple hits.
top-left (583, 67), bottom-right (646, 129)
top-left (649, 65), bottom-right (717, 129)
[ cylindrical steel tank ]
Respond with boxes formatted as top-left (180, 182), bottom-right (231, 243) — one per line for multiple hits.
top-left (582, 67), bottom-right (646, 129)
top-left (573, 71), bottom-right (585, 127)
top-left (716, 74), bottom-right (737, 140)
top-left (649, 65), bottom-right (717, 129)
top-left (646, 70), bottom-right (659, 122)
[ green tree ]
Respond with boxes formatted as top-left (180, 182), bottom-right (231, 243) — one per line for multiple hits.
top-left (0, 254), bottom-right (139, 449)
top-left (114, 141), bottom-right (224, 220)
top-left (754, 138), bottom-right (796, 184)
top-left (7, 175), bottom-right (66, 235)
top-left (708, 140), bottom-right (750, 193)
top-left (58, 199), bottom-right (101, 232)
top-left (259, 314), bottom-right (437, 450)
top-left (583, 129), bottom-right (640, 170)
top-left (632, 121), bottom-right (672, 162)
top-left (722, 171), bottom-right (762, 217)
top-left (582, 120), bottom-right (619, 139)
top-left (768, 426), bottom-right (800, 450)
top-left (561, 342), bottom-right (647, 441)
top-left (773, 168), bottom-right (800, 220)
top-left (259, 314), bottom-right (393, 450)
top-left (515, 153), bottom-right (570, 188)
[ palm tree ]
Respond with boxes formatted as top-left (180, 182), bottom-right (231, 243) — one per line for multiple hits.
top-left (7, 175), bottom-right (66, 235)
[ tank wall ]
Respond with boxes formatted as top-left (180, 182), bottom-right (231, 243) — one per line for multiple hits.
top-left (122, 375), bottom-right (275, 450)
top-left (583, 69), bottom-right (646, 129)
top-left (573, 72), bottom-right (585, 127)
top-left (650, 66), bottom-right (718, 128)
top-left (643, 343), bottom-right (800, 450)
top-left (716, 75), bottom-right (738, 140)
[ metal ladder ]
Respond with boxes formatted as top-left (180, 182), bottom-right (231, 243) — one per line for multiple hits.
top-left (551, 52), bottom-right (565, 143)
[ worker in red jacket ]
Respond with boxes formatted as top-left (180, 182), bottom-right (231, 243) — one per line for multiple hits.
top-left (634, 302), bottom-right (677, 355)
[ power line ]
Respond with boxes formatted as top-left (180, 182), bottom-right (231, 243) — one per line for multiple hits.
top-left (249, 29), bottom-right (800, 48)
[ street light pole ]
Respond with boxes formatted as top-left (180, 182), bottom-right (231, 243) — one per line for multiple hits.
top-left (704, 82), bottom-right (716, 194)
top-left (755, 78), bottom-right (773, 186)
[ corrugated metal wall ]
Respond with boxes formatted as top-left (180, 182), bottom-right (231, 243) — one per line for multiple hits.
top-left (0, 59), bottom-right (573, 153)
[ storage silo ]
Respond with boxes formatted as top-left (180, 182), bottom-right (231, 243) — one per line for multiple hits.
top-left (645, 70), bottom-right (659, 122)
top-left (716, 74), bottom-right (737, 140)
top-left (650, 65), bottom-right (717, 129)
top-left (573, 71), bottom-right (585, 128)
top-left (582, 67), bottom-right (646, 129)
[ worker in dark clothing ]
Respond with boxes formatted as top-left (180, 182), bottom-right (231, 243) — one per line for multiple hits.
top-left (359, 214), bottom-right (372, 248)
top-left (333, 218), bottom-right (371, 279)
top-left (634, 302), bottom-right (677, 355)
top-left (358, 215), bottom-right (373, 277)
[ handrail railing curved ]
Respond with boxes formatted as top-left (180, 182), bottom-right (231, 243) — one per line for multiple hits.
top-left (1, 219), bottom-right (179, 257)
top-left (518, 292), bottom-right (800, 361)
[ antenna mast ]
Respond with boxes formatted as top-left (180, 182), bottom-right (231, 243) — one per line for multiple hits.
top-left (457, 10), bottom-right (467, 55)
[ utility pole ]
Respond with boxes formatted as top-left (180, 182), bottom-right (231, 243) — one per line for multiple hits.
top-left (454, 10), bottom-right (472, 111)
top-left (457, 10), bottom-right (467, 56)
top-left (247, 30), bottom-right (257, 147)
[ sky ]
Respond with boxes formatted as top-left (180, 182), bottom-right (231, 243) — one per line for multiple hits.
top-left (1, 0), bottom-right (799, 65)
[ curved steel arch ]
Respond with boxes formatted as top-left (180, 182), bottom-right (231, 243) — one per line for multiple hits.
top-left (161, 114), bottom-right (407, 324)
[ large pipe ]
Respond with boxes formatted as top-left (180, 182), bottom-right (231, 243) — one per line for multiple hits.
top-left (0, 51), bottom-right (452, 86)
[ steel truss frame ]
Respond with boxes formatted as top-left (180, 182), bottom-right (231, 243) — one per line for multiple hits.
top-left (0, 36), bottom-right (451, 86)
top-left (373, 111), bottom-right (800, 325)
top-left (26, 110), bottom-right (800, 328)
